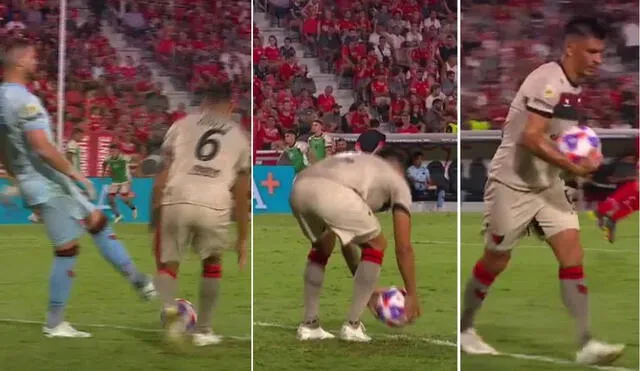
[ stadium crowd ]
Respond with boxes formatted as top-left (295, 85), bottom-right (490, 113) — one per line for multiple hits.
top-left (254, 0), bottom-right (459, 152)
top-left (461, 0), bottom-right (639, 130)
top-left (0, 0), bottom-right (252, 175)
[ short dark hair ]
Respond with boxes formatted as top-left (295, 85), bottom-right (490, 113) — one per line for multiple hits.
top-left (370, 119), bottom-right (380, 128)
top-left (564, 17), bottom-right (608, 40)
top-left (411, 151), bottom-right (423, 162)
top-left (377, 147), bottom-right (405, 165)
top-left (110, 143), bottom-right (119, 149)
top-left (202, 82), bottom-right (233, 103)
top-left (284, 129), bottom-right (297, 137)
top-left (1, 37), bottom-right (33, 66)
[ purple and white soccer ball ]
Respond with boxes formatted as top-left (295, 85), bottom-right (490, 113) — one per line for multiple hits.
top-left (375, 287), bottom-right (407, 328)
top-left (160, 298), bottom-right (198, 332)
top-left (556, 126), bottom-right (602, 163)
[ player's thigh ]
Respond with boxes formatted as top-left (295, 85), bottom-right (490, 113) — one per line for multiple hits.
top-left (192, 207), bottom-right (232, 260)
top-left (154, 204), bottom-right (192, 265)
top-left (535, 182), bottom-right (580, 239)
top-left (108, 183), bottom-right (121, 195)
top-left (483, 180), bottom-right (540, 251)
top-left (290, 177), bottom-right (330, 243)
top-left (119, 182), bottom-right (132, 196)
top-left (38, 196), bottom-right (88, 248)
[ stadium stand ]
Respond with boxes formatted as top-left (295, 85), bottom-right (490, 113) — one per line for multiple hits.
top-left (254, 0), bottom-right (459, 151)
top-left (0, 0), bottom-right (251, 177)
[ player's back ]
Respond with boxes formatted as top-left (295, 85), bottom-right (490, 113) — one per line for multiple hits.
top-left (162, 111), bottom-right (250, 210)
top-left (297, 152), bottom-right (412, 212)
top-left (489, 62), bottom-right (582, 191)
top-left (0, 83), bottom-right (72, 205)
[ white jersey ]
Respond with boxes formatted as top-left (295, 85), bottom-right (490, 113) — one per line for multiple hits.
top-left (161, 111), bottom-right (250, 210)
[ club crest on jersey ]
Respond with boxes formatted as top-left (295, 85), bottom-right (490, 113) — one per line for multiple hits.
top-left (19, 103), bottom-right (41, 119)
top-left (543, 84), bottom-right (555, 99)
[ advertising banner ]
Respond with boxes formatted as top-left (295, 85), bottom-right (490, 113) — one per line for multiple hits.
top-left (0, 178), bottom-right (152, 225)
top-left (252, 166), bottom-right (295, 215)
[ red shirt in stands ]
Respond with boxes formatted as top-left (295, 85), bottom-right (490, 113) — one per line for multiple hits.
top-left (264, 46), bottom-right (280, 61)
top-left (278, 110), bottom-right (296, 129)
top-left (120, 65), bottom-right (137, 80)
top-left (317, 93), bottom-right (336, 113)
top-left (397, 124), bottom-right (420, 134)
top-left (120, 142), bottom-right (137, 156)
top-left (410, 78), bottom-right (431, 98)
top-left (371, 79), bottom-right (389, 97)
top-left (170, 110), bottom-right (188, 123)
top-left (279, 62), bottom-right (299, 83)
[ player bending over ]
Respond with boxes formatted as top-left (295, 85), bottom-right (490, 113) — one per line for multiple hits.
top-left (290, 149), bottom-right (421, 342)
top-left (150, 83), bottom-right (250, 347)
top-left (102, 144), bottom-right (137, 223)
top-left (460, 17), bottom-right (624, 365)
top-left (0, 38), bottom-right (155, 338)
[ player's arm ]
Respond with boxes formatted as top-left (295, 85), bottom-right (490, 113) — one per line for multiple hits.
top-left (20, 101), bottom-right (83, 181)
top-left (392, 206), bottom-right (417, 298)
top-left (65, 141), bottom-right (75, 164)
top-left (520, 111), bottom-right (595, 176)
top-left (0, 126), bottom-right (16, 178)
top-left (520, 80), bottom-right (599, 176)
top-left (232, 138), bottom-right (251, 269)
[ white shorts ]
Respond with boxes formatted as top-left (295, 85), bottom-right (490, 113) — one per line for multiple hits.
top-left (108, 182), bottom-right (131, 196)
top-left (289, 177), bottom-right (381, 246)
top-left (154, 204), bottom-right (231, 264)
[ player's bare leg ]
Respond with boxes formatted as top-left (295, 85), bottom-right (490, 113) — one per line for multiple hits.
top-left (43, 239), bottom-right (91, 338)
top-left (341, 243), bottom-right (360, 276)
top-left (548, 229), bottom-right (625, 364)
top-left (120, 191), bottom-right (138, 220)
top-left (153, 260), bottom-right (186, 345)
top-left (460, 248), bottom-right (510, 355)
top-left (85, 211), bottom-right (155, 299)
top-left (192, 255), bottom-right (223, 346)
top-left (297, 231), bottom-right (336, 340)
top-left (108, 193), bottom-right (123, 223)
top-left (340, 233), bottom-right (387, 343)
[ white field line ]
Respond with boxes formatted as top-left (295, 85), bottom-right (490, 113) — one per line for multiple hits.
top-left (414, 240), bottom-right (635, 254)
top-left (254, 322), bottom-right (636, 371)
top-left (0, 318), bottom-right (250, 341)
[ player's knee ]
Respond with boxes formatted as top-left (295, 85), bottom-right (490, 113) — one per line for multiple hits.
top-left (54, 243), bottom-right (80, 257)
top-left (157, 263), bottom-right (179, 279)
top-left (202, 261), bottom-right (222, 279)
top-left (86, 211), bottom-right (108, 234)
top-left (307, 248), bottom-right (330, 267)
top-left (481, 249), bottom-right (511, 274)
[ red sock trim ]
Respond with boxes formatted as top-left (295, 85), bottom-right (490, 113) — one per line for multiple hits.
top-left (307, 249), bottom-right (329, 267)
top-left (157, 267), bottom-right (177, 279)
top-left (473, 261), bottom-right (496, 286)
top-left (203, 264), bottom-right (222, 278)
top-left (559, 265), bottom-right (584, 280)
top-left (361, 248), bottom-right (384, 265)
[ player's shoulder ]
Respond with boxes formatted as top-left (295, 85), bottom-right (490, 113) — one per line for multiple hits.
top-left (0, 83), bottom-right (37, 107)
top-left (525, 62), bottom-right (565, 84)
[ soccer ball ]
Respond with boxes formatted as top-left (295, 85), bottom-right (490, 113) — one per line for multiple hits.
top-left (375, 287), bottom-right (407, 327)
top-left (556, 125), bottom-right (601, 163)
top-left (160, 298), bottom-right (198, 332)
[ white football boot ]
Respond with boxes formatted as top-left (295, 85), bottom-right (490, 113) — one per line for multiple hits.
top-left (113, 214), bottom-right (124, 223)
top-left (193, 332), bottom-right (223, 347)
top-left (28, 212), bottom-right (41, 223)
top-left (339, 322), bottom-right (371, 342)
top-left (460, 328), bottom-right (499, 355)
top-left (43, 322), bottom-right (92, 338)
top-left (296, 322), bottom-right (335, 340)
top-left (136, 280), bottom-right (157, 300)
top-left (576, 339), bottom-right (625, 365)
top-left (131, 208), bottom-right (138, 220)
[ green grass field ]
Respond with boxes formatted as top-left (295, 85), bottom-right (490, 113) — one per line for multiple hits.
top-left (461, 213), bottom-right (639, 371)
top-left (253, 213), bottom-right (457, 371)
top-left (0, 225), bottom-right (251, 371)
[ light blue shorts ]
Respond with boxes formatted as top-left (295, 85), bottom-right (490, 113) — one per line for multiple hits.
top-left (38, 192), bottom-right (96, 247)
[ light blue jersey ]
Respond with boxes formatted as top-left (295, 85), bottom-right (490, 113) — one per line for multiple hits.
top-left (0, 82), bottom-right (94, 245)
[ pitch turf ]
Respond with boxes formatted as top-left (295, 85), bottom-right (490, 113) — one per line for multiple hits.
top-left (461, 213), bottom-right (639, 371)
top-left (0, 224), bottom-right (251, 371)
top-left (253, 213), bottom-right (457, 371)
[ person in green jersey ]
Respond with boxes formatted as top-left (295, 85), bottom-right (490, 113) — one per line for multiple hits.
top-left (65, 129), bottom-right (83, 171)
top-left (282, 130), bottom-right (308, 174)
top-left (307, 120), bottom-right (333, 163)
top-left (102, 144), bottom-right (137, 223)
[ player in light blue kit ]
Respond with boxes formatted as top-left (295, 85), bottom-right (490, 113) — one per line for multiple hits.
top-left (0, 39), bottom-right (156, 338)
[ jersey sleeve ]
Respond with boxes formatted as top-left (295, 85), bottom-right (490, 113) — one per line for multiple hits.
top-left (234, 133), bottom-right (251, 174)
top-left (16, 93), bottom-right (49, 132)
top-left (390, 174), bottom-right (413, 215)
top-left (524, 68), bottom-right (559, 119)
top-left (161, 124), bottom-right (179, 158)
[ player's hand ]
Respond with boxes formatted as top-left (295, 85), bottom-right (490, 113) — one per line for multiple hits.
top-left (70, 170), bottom-right (96, 200)
top-left (572, 150), bottom-right (602, 177)
top-left (235, 239), bottom-right (247, 271)
top-left (403, 293), bottom-right (421, 324)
